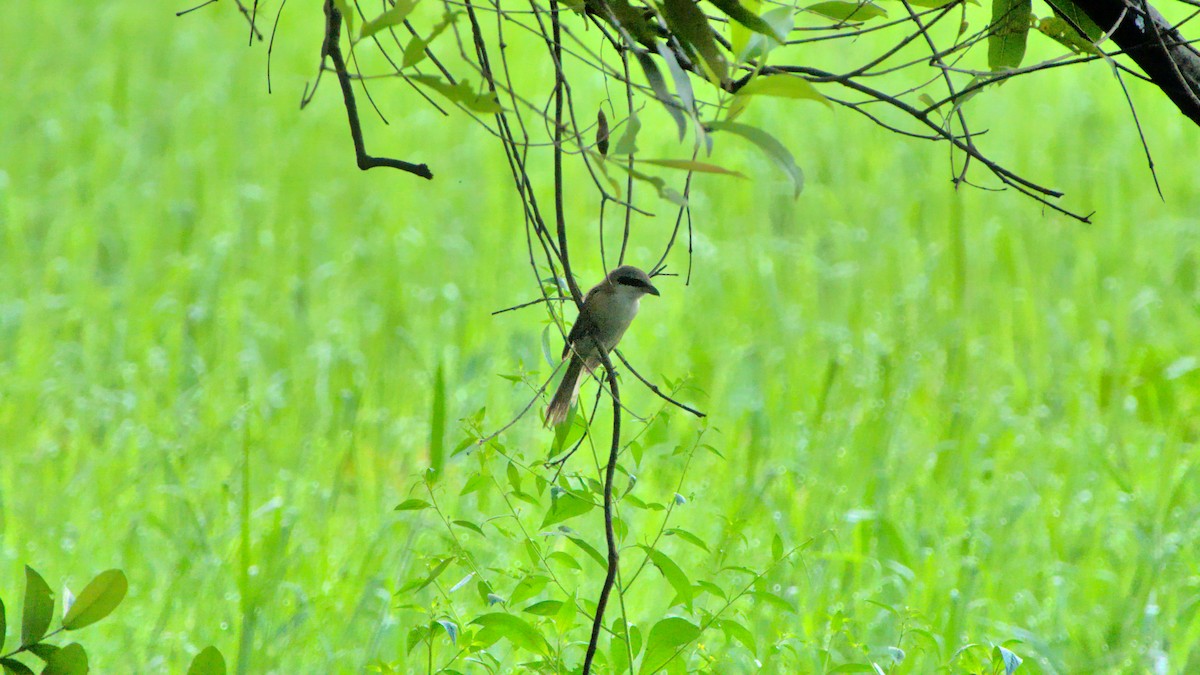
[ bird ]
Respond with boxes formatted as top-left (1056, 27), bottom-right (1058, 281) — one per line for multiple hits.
top-left (545, 265), bottom-right (660, 427)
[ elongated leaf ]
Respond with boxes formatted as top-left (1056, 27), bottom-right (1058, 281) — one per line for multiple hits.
top-left (994, 645), bottom-right (1023, 675)
top-left (436, 619), bottom-right (459, 645)
top-left (634, 52), bottom-right (686, 140)
top-left (1045, 0), bottom-right (1101, 39)
top-left (428, 361), bottom-right (446, 473)
top-left (187, 646), bottom-right (227, 675)
top-left (807, 0), bottom-right (887, 22)
top-left (1036, 16), bottom-right (1098, 54)
top-left (522, 600), bottom-right (563, 616)
top-left (41, 643), bottom-right (87, 675)
top-left (402, 557), bottom-right (455, 594)
top-left (655, 43), bottom-right (696, 117)
top-left (1, 658), bottom-right (36, 675)
top-left (708, 0), bottom-right (781, 38)
top-left (62, 569), bottom-right (126, 631)
top-left (638, 546), bottom-right (693, 608)
top-left (735, 74), bottom-right (829, 106)
top-left (737, 7), bottom-right (793, 61)
top-left (639, 159), bottom-right (746, 178)
top-left (540, 489), bottom-right (594, 527)
top-left (638, 617), bottom-right (701, 675)
top-left (509, 575), bottom-right (551, 605)
top-left (0, 597), bottom-right (6, 652)
top-left (360, 0), bottom-right (420, 40)
top-left (471, 613), bottom-right (548, 654)
top-left (410, 75), bottom-right (502, 113)
top-left (707, 121), bottom-right (804, 197)
top-left (403, 12), bottom-right (459, 68)
top-left (566, 534), bottom-right (608, 569)
top-left (21, 567), bottom-right (52, 647)
top-left (395, 498), bottom-right (432, 511)
top-left (988, 0), bottom-right (1032, 70)
top-left (663, 0), bottom-right (727, 83)
top-left (717, 618), bottom-right (757, 655)
top-left (613, 114), bottom-right (641, 155)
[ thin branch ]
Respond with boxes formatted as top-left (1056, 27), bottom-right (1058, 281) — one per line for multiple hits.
top-left (614, 349), bottom-right (706, 418)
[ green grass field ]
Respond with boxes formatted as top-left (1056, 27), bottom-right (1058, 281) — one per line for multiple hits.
top-left (3, 1), bottom-right (1200, 673)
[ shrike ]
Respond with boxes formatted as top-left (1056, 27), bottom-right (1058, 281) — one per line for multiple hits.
top-left (545, 266), bottom-right (660, 427)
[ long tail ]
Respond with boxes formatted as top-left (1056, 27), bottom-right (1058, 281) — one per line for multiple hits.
top-left (545, 356), bottom-right (584, 427)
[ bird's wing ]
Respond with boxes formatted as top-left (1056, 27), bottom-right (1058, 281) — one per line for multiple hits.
top-left (561, 286), bottom-right (602, 359)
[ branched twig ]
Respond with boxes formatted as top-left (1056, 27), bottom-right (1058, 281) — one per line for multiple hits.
top-left (614, 349), bottom-right (706, 418)
top-left (321, 0), bottom-right (434, 179)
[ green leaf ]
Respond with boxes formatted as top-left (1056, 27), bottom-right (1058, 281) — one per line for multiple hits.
top-left (1035, 16), bottom-right (1098, 54)
top-left (639, 159), bottom-right (746, 178)
top-left (540, 489), bottom-right (595, 528)
top-left (402, 557), bottom-right (455, 594)
top-left (771, 533), bottom-right (784, 560)
top-left (470, 613), bottom-right (548, 655)
top-left (436, 619), bottom-right (459, 645)
top-left (509, 575), bottom-right (551, 605)
top-left (546, 551), bottom-right (582, 571)
top-left (717, 618), bottom-right (757, 655)
top-left (0, 597), bottom-right (6, 652)
top-left (655, 43), bottom-right (696, 118)
top-left (988, 0), bottom-right (1032, 70)
top-left (708, 0), bottom-right (782, 38)
top-left (634, 52), bottom-right (686, 140)
top-left (1, 658), bottom-right (35, 675)
top-left (555, 592), bottom-right (577, 633)
top-left (20, 566), bottom-right (53, 647)
top-left (62, 569), bottom-right (126, 631)
top-left (706, 121), bottom-right (804, 197)
top-left (807, 0), bottom-right (887, 21)
top-left (730, 75), bottom-right (830, 121)
top-left (506, 462), bottom-right (522, 493)
top-left (565, 534), bottom-right (608, 569)
top-left (452, 520), bottom-right (484, 535)
top-left (26, 644), bottom-right (58, 662)
top-left (187, 646), bottom-right (227, 675)
top-left (403, 12), bottom-right (460, 68)
top-left (612, 114), bottom-right (641, 156)
top-left (638, 617), bottom-right (701, 675)
top-left (522, 600), bottom-right (563, 616)
top-left (359, 0), bottom-right (420, 41)
top-left (993, 645), bottom-right (1023, 675)
top-left (41, 643), bottom-right (87, 675)
top-left (410, 75), bottom-right (503, 113)
top-left (638, 546), bottom-right (693, 608)
top-left (394, 498), bottom-right (432, 511)
top-left (736, 7), bottom-right (793, 61)
top-left (1045, 0), bottom-right (1101, 40)
top-left (663, 0), bottom-right (728, 83)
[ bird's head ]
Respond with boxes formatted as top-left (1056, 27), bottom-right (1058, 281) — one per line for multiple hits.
top-left (607, 265), bottom-right (660, 298)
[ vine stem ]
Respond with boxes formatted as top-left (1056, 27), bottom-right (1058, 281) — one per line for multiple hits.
top-left (582, 345), bottom-right (621, 674)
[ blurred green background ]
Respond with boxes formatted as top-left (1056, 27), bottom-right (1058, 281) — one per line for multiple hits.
top-left (3, 0), bottom-right (1200, 673)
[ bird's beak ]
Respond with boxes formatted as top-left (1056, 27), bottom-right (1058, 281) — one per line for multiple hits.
top-left (646, 283), bottom-right (660, 296)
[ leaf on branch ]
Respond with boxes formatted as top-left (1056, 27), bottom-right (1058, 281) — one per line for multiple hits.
top-left (707, 0), bottom-right (783, 39)
top-left (62, 569), bottom-right (127, 631)
top-left (639, 158), bottom-right (746, 177)
top-left (635, 52), bottom-right (688, 141)
top-left (728, 73), bottom-right (829, 120)
top-left (1045, 0), bottom-right (1102, 40)
top-left (187, 647), bottom-right (227, 675)
top-left (662, 0), bottom-right (728, 84)
top-left (470, 613), bottom-right (549, 655)
top-left (706, 121), bottom-right (804, 197)
top-left (987, 0), bottom-right (1033, 70)
top-left (638, 545), bottom-right (694, 608)
top-left (736, 7), bottom-right (793, 62)
top-left (614, 162), bottom-right (689, 206)
top-left (20, 566), bottom-right (53, 647)
top-left (42, 643), bottom-right (87, 675)
top-left (540, 489), bottom-right (594, 527)
top-left (359, 0), bottom-right (421, 41)
top-left (332, 0), bottom-right (357, 38)
top-left (638, 617), bottom-right (701, 675)
top-left (806, 0), bottom-right (888, 22)
top-left (403, 12), bottom-right (460, 68)
top-left (1036, 16), bottom-right (1098, 55)
top-left (410, 75), bottom-right (503, 113)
